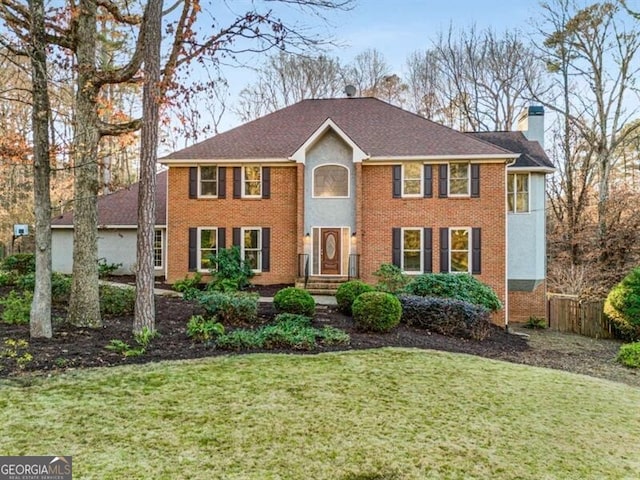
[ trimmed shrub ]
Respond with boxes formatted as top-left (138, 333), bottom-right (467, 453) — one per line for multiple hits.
top-left (604, 268), bottom-right (640, 341)
top-left (373, 263), bottom-right (411, 293)
top-left (1, 253), bottom-right (35, 275)
top-left (398, 294), bottom-right (491, 340)
top-left (617, 342), bottom-right (640, 369)
top-left (336, 280), bottom-right (374, 315)
top-left (273, 287), bottom-right (315, 317)
top-left (0, 290), bottom-right (33, 324)
top-left (198, 291), bottom-right (259, 324)
top-left (352, 291), bottom-right (402, 332)
top-left (404, 273), bottom-right (502, 312)
top-left (99, 285), bottom-right (135, 316)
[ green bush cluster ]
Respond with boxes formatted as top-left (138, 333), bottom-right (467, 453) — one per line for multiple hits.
top-left (216, 313), bottom-right (349, 351)
top-left (0, 271), bottom-right (15, 287)
top-left (99, 285), bottom-right (135, 316)
top-left (207, 246), bottom-right (254, 292)
top-left (398, 294), bottom-right (491, 340)
top-left (186, 315), bottom-right (225, 344)
top-left (1, 254), bottom-right (35, 275)
top-left (404, 273), bottom-right (502, 312)
top-left (336, 280), bottom-right (374, 315)
top-left (173, 272), bottom-right (203, 300)
top-left (604, 268), bottom-right (640, 341)
top-left (0, 290), bottom-right (33, 324)
top-left (197, 291), bottom-right (259, 324)
top-left (617, 342), bottom-right (640, 369)
top-left (373, 263), bottom-right (410, 293)
top-left (97, 258), bottom-right (122, 278)
top-left (352, 291), bottom-right (402, 332)
top-left (273, 287), bottom-right (315, 316)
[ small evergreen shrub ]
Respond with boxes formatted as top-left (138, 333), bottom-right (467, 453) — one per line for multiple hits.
top-left (352, 291), bottom-right (402, 332)
top-left (99, 285), bottom-right (135, 316)
top-left (404, 273), bottom-right (502, 312)
top-left (186, 315), bottom-right (225, 343)
top-left (173, 272), bottom-right (203, 300)
top-left (198, 291), bottom-right (259, 324)
top-left (373, 263), bottom-right (411, 293)
top-left (51, 273), bottom-right (72, 304)
top-left (523, 316), bottom-right (547, 329)
top-left (273, 287), bottom-right (315, 316)
top-left (97, 258), bottom-right (122, 278)
top-left (0, 271), bottom-right (16, 287)
top-left (2, 253), bottom-right (35, 275)
top-left (0, 290), bottom-right (32, 324)
top-left (15, 272), bottom-right (35, 291)
top-left (273, 313), bottom-right (313, 327)
top-left (336, 280), bottom-right (374, 315)
top-left (215, 329), bottom-right (265, 350)
top-left (398, 294), bottom-right (491, 340)
top-left (207, 246), bottom-right (254, 292)
top-left (617, 342), bottom-right (640, 369)
top-left (604, 268), bottom-right (640, 341)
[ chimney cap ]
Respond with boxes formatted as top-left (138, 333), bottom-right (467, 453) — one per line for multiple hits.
top-left (528, 105), bottom-right (544, 116)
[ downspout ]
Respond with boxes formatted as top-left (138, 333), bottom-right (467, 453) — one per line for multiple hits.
top-left (504, 157), bottom-right (517, 333)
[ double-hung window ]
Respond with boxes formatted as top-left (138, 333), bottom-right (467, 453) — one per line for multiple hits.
top-left (449, 162), bottom-right (469, 196)
top-left (243, 166), bottom-right (262, 197)
top-left (450, 228), bottom-right (470, 273)
top-left (153, 230), bottom-right (163, 269)
top-left (402, 163), bottom-right (422, 196)
top-left (507, 173), bottom-right (529, 213)
top-left (242, 227), bottom-right (262, 271)
top-left (402, 228), bottom-right (422, 273)
top-left (199, 166), bottom-right (218, 197)
top-left (198, 227), bottom-right (217, 271)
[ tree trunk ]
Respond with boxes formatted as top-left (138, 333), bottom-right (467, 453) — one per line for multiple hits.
top-left (68, 0), bottom-right (102, 328)
top-left (134, 0), bottom-right (163, 334)
top-left (28, 0), bottom-right (52, 338)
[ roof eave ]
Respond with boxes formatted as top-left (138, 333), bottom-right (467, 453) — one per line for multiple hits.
top-left (508, 165), bottom-right (556, 173)
top-left (159, 157), bottom-right (294, 166)
top-left (366, 153), bottom-right (519, 162)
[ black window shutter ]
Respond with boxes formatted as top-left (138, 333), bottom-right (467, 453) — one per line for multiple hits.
top-left (439, 227), bottom-right (449, 273)
top-left (232, 228), bottom-right (241, 247)
top-left (233, 167), bottom-right (241, 198)
top-left (424, 165), bottom-right (433, 198)
top-left (188, 227), bottom-right (197, 271)
top-left (189, 167), bottom-right (197, 198)
top-left (217, 227), bottom-right (226, 250)
top-left (218, 167), bottom-right (226, 198)
top-left (438, 165), bottom-right (448, 198)
top-left (261, 227), bottom-right (271, 272)
top-left (392, 228), bottom-right (401, 267)
top-left (423, 227), bottom-right (433, 273)
top-left (392, 166), bottom-right (402, 198)
top-left (471, 164), bottom-right (480, 198)
top-left (472, 228), bottom-right (481, 274)
top-left (262, 167), bottom-right (271, 199)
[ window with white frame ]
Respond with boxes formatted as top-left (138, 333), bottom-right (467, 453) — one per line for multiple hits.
top-left (154, 230), bottom-right (163, 269)
top-left (242, 227), bottom-right (261, 271)
top-left (243, 166), bottom-right (262, 197)
top-left (450, 228), bottom-right (470, 273)
top-left (313, 164), bottom-right (349, 197)
top-left (403, 162), bottom-right (422, 196)
top-left (199, 166), bottom-right (217, 197)
top-left (402, 228), bottom-right (422, 273)
top-left (449, 162), bottom-right (469, 196)
top-left (198, 228), bottom-right (217, 271)
top-left (507, 173), bottom-right (529, 213)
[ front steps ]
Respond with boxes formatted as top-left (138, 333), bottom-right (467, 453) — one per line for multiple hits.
top-left (295, 276), bottom-right (348, 295)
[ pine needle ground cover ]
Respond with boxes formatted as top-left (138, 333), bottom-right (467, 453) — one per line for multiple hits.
top-left (1, 349), bottom-right (639, 479)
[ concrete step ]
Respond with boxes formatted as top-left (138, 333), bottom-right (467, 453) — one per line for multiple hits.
top-left (306, 288), bottom-right (338, 296)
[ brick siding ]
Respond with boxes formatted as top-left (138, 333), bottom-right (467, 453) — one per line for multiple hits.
top-left (508, 281), bottom-right (547, 323)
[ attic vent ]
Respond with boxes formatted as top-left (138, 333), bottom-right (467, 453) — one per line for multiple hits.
top-left (344, 85), bottom-right (356, 97)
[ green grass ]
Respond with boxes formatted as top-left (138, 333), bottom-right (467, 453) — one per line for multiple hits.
top-left (1, 349), bottom-right (639, 479)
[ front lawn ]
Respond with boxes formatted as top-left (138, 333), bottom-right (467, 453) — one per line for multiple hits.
top-left (1, 349), bottom-right (639, 479)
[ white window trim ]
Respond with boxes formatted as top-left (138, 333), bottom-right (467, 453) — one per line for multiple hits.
top-left (401, 227), bottom-right (423, 274)
top-left (402, 163), bottom-right (423, 198)
top-left (507, 172), bottom-right (530, 214)
top-left (197, 226), bottom-right (218, 273)
top-left (448, 162), bottom-right (470, 197)
top-left (198, 166), bottom-right (218, 198)
top-left (153, 229), bottom-right (163, 270)
top-left (311, 163), bottom-right (350, 199)
top-left (241, 226), bottom-right (262, 273)
top-left (449, 227), bottom-right (471, 274)
top-left (242, 166), bottom-right (262, 198)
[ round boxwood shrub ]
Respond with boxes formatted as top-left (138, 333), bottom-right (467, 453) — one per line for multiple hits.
top-left (352, 291), bottom-right (402, 333)
top-left (604, 268), bottom-right (640, 341)
top-left (336, 280), bottom-right (374, 315)
top-left (404, 273), bottom-right (502, 312)
top-left (617, 342), bottom-right (640, 369)
top-left (273, 287), bottom-right (316, 317)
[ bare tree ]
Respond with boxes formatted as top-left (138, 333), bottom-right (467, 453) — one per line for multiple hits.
top-left (345, 48), bottom-right (390, 96)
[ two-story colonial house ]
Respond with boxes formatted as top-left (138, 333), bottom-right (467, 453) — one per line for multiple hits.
top-left (160, 98), bottom-right (554, 326)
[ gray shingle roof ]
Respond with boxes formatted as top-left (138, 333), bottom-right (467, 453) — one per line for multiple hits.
top-left (466, 131), bottom-right (554, 169)
top-left (52, 170), bottom-right (167, 227)
top-left (162, 97), bottom-right (514, 160)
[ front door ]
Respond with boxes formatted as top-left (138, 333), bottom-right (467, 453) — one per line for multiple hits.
top-left (320, 228), bottom-right (341, 275)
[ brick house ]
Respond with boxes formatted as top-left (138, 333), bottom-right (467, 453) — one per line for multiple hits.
top-left (160, 98), bottom-right (553, 326)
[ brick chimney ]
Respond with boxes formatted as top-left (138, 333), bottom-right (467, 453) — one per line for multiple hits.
top-left (517, 105), bottom-right (545, 149)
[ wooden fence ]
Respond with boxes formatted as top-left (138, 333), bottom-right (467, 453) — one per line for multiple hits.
top-left (547, 293), bottom-right (613, 339)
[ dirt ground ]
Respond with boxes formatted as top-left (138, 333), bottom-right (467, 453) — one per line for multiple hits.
top-left (0, 282), bottom-right (637, 387)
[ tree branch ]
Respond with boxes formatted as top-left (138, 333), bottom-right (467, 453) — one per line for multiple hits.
top-left (98, 117), bottom-right (142, 137)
